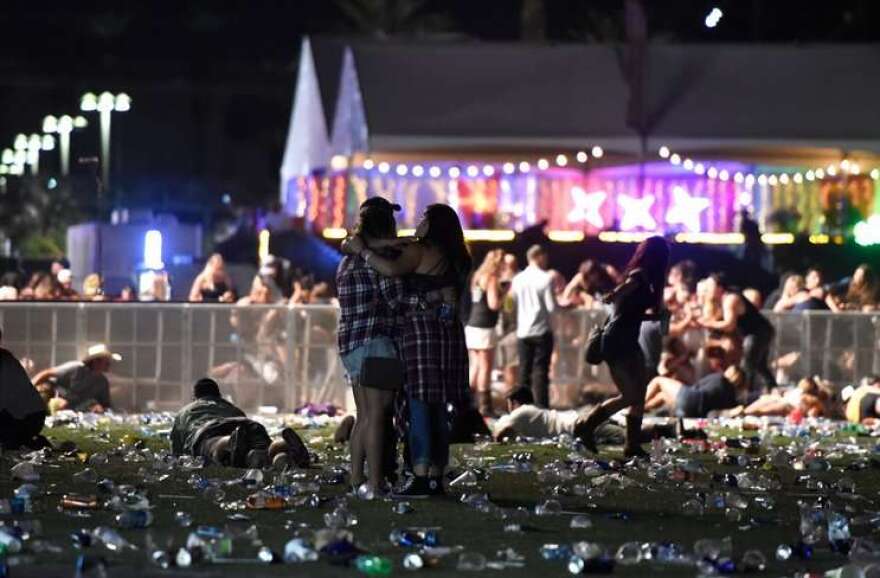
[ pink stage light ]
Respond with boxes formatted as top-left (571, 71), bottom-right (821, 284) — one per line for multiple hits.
top-left (666, 186), bottom-right (710, 232)
top-left (618, 194), bottom-right (657, 231)
top-left (567, 187), bottom-right (606, 229)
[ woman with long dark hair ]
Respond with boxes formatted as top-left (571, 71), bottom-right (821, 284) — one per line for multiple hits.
top-left (576, 236), bottom-right (669, 458)
top-left (345, 203), bottom-right (472, 497)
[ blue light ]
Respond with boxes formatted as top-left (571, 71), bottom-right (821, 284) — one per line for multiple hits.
top-left (144, 229), bottom-right (164, 269)
top-left (47, 178), bottom-right (58, 189)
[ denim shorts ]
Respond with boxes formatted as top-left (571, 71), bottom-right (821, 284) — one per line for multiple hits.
top-left (341, 336), bottom-right (398, 386)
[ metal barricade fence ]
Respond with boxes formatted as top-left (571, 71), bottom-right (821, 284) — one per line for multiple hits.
top-left (1, 303), bottom-right (878, 412)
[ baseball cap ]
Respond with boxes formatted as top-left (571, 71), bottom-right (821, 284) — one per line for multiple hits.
top-left (360, 197), bottom-right (401, 212)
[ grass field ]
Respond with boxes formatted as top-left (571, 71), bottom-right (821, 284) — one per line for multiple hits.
top-left (1, 416), bottom-right (877, 577)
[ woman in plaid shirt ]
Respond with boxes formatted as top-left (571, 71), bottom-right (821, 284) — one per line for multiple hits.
top-left (346, 204), bottom-right (472, 498)
top-left (337, 197), bottom-right (413, 496)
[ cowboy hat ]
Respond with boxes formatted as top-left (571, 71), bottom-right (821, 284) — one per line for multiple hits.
top-left (82, 344), bottom-right (122, 363)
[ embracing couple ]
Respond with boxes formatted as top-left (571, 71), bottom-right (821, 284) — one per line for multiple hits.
top-left (335, 197), bottom-right (471, 498)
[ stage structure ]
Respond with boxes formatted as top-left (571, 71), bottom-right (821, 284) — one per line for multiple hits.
top-left (281, 38), bottom-right (880, 243)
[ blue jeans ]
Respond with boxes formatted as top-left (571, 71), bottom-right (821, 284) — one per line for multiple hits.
top-left (408, 395), bottom-right (449, 470)
top-left (341, 337), bottom-right (398, 385)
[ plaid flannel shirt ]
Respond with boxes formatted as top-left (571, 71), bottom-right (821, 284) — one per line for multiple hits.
top-left (336, 254), bottom-right (415, 356)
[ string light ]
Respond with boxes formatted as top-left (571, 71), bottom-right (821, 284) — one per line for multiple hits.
top-left (555, 154), bottom-right (567, 167)
top-left (537, 158), bottom-right (549, 170)
top-left (591, 146), bottom-right (604, 158)
top-left (576, 151), bottom-right (588, 163)
top-left (657, 146), bottom-right (880, 185)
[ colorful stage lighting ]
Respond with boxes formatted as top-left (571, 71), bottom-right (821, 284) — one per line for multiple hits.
top-left (566, 187), bottom-right (606, 229)
top-left (618, 194), bottom-right (656, 231)
top-left (666, 186), bottom-right (710, 232)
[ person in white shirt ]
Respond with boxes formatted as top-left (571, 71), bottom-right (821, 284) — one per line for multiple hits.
top-left (510, 245), bottom-right (557, 407)
top-left (493, 387), bottom-right (680, 443)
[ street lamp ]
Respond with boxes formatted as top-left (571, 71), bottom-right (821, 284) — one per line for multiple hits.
top-left (80, 91), bottom-right (131, 190)
top-left (43, 114), bottom-right (88, 176)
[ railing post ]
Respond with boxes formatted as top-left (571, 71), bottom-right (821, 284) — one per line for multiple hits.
top-left (286, 305), bottom-right (298, 411)
top-left (181, 304), bottom-right (193, 403)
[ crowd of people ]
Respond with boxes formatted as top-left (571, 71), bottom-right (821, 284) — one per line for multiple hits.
top-left (1, 197), bottom-right (879, 506)
top-left (0, 253), bottom-right (337, 306)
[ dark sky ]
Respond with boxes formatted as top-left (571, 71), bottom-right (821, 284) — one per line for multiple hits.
top-left (1, 0), bottom-right (877, 217)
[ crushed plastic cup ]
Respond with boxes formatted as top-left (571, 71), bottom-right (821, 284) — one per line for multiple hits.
top-left (174, 511), bottom-right (193, 528)
top-left (10, 462), bottom-right (39, 482)
top-left (403, 552), bottom-right (424, 570)
top-left (775, 544), bottom-right (793, 561)
top-left (92, 526), bottom-right (137, 551)
top-left (534, 499), bottom-right (562, 516)
top-left (570, 515), bottom-right (593, 529)
top-left (740, 549), bottom-right (767, 572)
top-left (457, 552), bottom-right (487, 571)
top-left (115, 510), bottom-right (153, 529)
top-left (615, 542), bottom-right (642, 565)
top-left (283, 538), bottom-right (318, 563)
top-left (450, 470), bottom-right (479, 488)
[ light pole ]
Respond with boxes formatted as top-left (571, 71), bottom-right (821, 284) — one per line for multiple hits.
top-left (43, 114), bottom-right (88, 176)
top-left (80, 91), bottom-right (131, 191)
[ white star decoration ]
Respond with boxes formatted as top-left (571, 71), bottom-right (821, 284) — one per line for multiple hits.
top-left (567, 187), bottom-right (607, 228)
top-left (618, 194), bottom-right (657, 231)
top-left (666, 186), bottom-right (710, 232)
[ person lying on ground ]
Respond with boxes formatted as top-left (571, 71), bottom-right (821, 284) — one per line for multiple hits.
top-left (644, 365), bottom-right (747, 418)
top-left (32, 344), bottom-right (119, 413)
top-left (0, 326), bottom-right (50, 450)
top-left (494, 387), bottom-right (701, 443)
top-left (843, 376), bottom-right (880, 426)
top-left (726, 377), bottom-right (832, 419)
top-left (171, 378), bottom-right (310, 469)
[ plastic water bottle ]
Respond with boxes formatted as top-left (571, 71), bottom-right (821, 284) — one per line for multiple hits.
top-left (355, 555), bottom-right (392, 575)
top-left (0, 528), bottom-right (23, 554)
top-left (115, 510), bottom-right (153, 529)
top-left (540, 543), bottom-right (573, 560)
top-left (92, 527), bottom-right (136, 551)
top-left (283, 538), bottom-right (318, 563)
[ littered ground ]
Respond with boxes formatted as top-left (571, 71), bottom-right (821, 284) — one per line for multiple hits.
top-left (1, 418), bottom-right (877, 577)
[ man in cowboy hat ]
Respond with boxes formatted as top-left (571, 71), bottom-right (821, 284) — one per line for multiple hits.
top-left (31, 343), bottom-right (121, 413)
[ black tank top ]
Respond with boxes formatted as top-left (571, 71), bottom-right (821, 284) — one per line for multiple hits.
top-left (735, 293), bottom-right (771, 336)
top-left (200, 281), bottom-right (229, 302)
top-left (467, 286), bottom-right (498, 328)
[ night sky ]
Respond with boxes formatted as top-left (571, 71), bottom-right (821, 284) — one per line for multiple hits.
top-left (1, 1), bottom-right (878, 219)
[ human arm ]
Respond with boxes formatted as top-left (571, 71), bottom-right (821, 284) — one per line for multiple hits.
top-left (699, 294), bottom-right (739, 333)
top-left (188, 274), bottom-right (205, 302)
top-left (31, 367), bottom-right (58, 386)
top-left (603, 270), bottom-right (641, 305)
top-left (361, 243), bottom-right (423, 277)
top-left (485, 275), bottom-right (502, 311)
top-left (561, 273), bottom-right (585, 307)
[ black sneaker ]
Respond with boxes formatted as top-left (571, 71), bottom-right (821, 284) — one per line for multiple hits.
top-left (427, 476), bottom-right (445, 496)
top-left (281, 427), bottom-right (311, 468)
top-left (391, 476), bottom-right (432, 499)
top-left (227, 425), bottom-right (250, 468)
top-left (334, 415), bottom-right (356, 444)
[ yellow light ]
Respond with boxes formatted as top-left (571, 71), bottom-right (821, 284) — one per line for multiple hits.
top-left (793, 173), bottom-right (803, 184)
top-left (767, 174), bottom-right (778, 186)
top-left (706, 166), bottom-right (718, 179)
top-left (850, 163), bottom-right (860, 175)
top-left (761, 232), bottom-right (794, 245)
top-left (463, 229), bottom-right (515, 242)
top-left (330, 155), bottom-right (349, 170)
top-left (362, 158), bottom-right (375, 170)
top-left (429, 166), bottom-right (442, 178)
top-left (114, 93), bottom-right (131, 112)
top-left (555, 154), bottom-right (567, 167)
top-left (97, 91), bottom-right (115, 112)
top-left (80, 92), bottom-right (97, 112)
top-left (518, 161), bottom-right (530, 173)
top-left (733, 172), bottom-right (744, 183)
top-left (42, 115), bottom-right (58, 133)
top-left (576, 151), bottom-right (588, 163)
top-left (1, 149), bottom-right (13, 164)
top-left (397, 229), bottom-right (416, 237)
top-left (815, 168), bottom-right (825, 179)
top-left (41, 135), bottom-right (55, 151)
top-left (14, 134), bottom-right (27, 150)
top-left (658, 146), bottom-right (670, 159)
top-left (548, 230), bottom-right (585, 242)
top-left (871, 169), bottom-right (880, 180)
top-left (58, 115), bottom-right (74, 133)
top-left (718, 170), bottom-right (729, 181)
top-left (809, 234), bottom-right (830, 244)
top-left (258, 229), bottom-right (270, 261)
top-left (412, 165), bottom-right (424, 177)
top-left (322, 227), bottom-right (348, 240)
top-left (591, 146), bottom-right (604, 158)
top-left (598, 231), bottom-right (653, 243)
top-left (683, 158), bottom-right (694, 170)
top-left (74, 115), bottom-right (89, 128)
top-left (669, 154), bottom-right (681, 165)
top-left (0, 165), bottom-right (7, 175)
top-left (537, 158), bottom-right (549, 170)
top-left (502, 162), bottom-right (515, 174)
top-left (778, 173), bottom-right (789, 184)
top-left (826, 165), bottom-right (837, 176)
top-left (675, 232), bottom-right (744, 245)
top-left (832, 235), bottom-right (844, 244)
top-left (805, 170), bottom-right (815, 181)
top-left (840, 159), bottom-right (850, 171)
top-left (694, 163), bottom-right (705, 175)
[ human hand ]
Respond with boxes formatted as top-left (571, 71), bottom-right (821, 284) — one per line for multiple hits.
top-left (341, 235), bottom-right (365, 255)
top-left (89, 403), bottom-right (105, 413)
